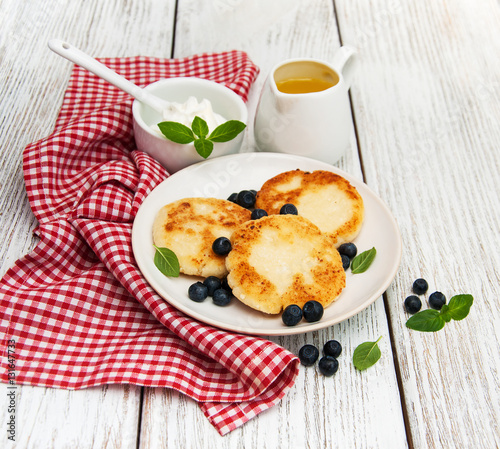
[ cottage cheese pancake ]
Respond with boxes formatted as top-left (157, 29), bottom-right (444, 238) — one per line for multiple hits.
top-left (153, 198), bottom-right (251, 277)
top-left (225, 215), bottom-right (345, 314)
top-left (255, 169), bottom-right (364, 247)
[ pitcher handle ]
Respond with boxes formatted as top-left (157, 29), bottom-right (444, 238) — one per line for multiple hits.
top-left (332, 45), bottom-right (357, 89)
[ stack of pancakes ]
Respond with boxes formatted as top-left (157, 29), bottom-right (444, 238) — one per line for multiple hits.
top-left (153, 169), bottom-right (364, 315)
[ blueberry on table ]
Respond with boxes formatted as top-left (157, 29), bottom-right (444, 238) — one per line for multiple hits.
top-left (188, 282), bottom-right (208, 302)
top-left (340, 254), bottom-right (350, 270)
top-left (318, 356), bottom-right (339, 376)
top-left (236, 190), bottom-right (256, 209)
top-left (429, 291), bottom-right (446, 310)
top-left (282, 304), bottom-right (303, 326)
top-left (251, 208), bottom-right (268, 220)
top-left (212, 288), bottom-right (232, 306)
top-left (404, 295), bottom-right (422, 314)
top-left (298, 344), bottom-right (319, 366)
top-left (203, 276), bottom-right (221, 296)
top-left (279, 203), bottom-right (298, 215)
top-left (412, 278), bottom-right (429, 295)
top-left (302, 300), bottom-right (324, 322)
top-left (212, 237), bottom-right (232, 255)
top-left (338, 242), bottom-right (357, 259)
top-left (323, 340), bottom-right (342, 358)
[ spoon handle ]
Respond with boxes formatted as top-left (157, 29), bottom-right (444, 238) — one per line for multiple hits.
top-left (48, 39), bottom-right (168, 112)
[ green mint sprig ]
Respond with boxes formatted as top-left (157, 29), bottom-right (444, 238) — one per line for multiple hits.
top-left (351, 247), bottom-right (377, 274)
top-left (157, 116), bottom-right (246, 159)
top-left (353, 336), bottom-right (382, 371)
top-left (406, 294), bottom-right (473, 332)
top-left (153, 245), bottom-right (180, 277)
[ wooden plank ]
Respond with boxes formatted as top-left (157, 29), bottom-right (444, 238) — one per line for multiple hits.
top-left (335, 0), bottom-right (500, 447)
top-left (139, 1), bottom-right (409, 447)
top-left (0, 0), bottom-right (176, 447)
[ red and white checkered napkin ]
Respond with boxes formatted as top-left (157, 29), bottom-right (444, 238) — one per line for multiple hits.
top-left (0, 51), bottom-right (299, 435)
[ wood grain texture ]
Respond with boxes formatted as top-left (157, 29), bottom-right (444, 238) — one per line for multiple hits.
top-left (335, 0), bottom-right (500, 447)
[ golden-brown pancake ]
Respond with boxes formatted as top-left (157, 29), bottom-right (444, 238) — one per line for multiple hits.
top-left (255, 169), bottom-right (364, 247)
top-left (153, 198), bottom-right (251, 277)
top-left (225, 214), bottom-right (345, 314)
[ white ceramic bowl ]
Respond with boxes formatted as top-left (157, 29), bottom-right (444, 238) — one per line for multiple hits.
top-left (132, 77), bottom-right (248, 173)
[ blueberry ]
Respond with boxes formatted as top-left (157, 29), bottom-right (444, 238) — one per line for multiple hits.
top-left (227, 192), bottom-right (238, 203)
top-left (404, 295), bottom-right (422, 314)
top-left (338, 243), bottom-right (357, 259)
top-left (282, 304), bottom-right (303, 326)
top-left (236, 190), bottom-right (256, 209)
top-left (323, 340), bottom-right (342, 358)
top-left (340, 254), bottom-right (350, 270)
top-left (412, 278), bottom-right (429, 295)
top-left (188, 282), bottom-right (208, 302)
top-left (279, 203), bottom-right (298, 215)
top-left (251, 208), bottom-right (268, 220)
top-left (429, 291), bottom-right (446, 310)
top-left (302, 300), bottom-right (324, 322)
top-left (221, 277), bottom-right (232, 294)
top-left (298, 344), bottom-right (319, 366)
top-left (318, 356), bottom-right (339, 376)
top-left (203, 276), bottom-right (221, 296)
top-left (212, 237), bottom-right (232, 255)
top-left (212, 288), bottom-right (232, 306)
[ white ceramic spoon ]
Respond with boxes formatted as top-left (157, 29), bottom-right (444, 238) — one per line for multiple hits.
top-left (48, 39), bottom-right (171, 113)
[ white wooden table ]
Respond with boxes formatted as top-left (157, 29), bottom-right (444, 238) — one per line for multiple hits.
top-left (1, 1), bottom-right (499, 447)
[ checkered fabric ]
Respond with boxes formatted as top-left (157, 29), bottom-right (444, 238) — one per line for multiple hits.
top-left (0, 51), bottom-right (299, 436)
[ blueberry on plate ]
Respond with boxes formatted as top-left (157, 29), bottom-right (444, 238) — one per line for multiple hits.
top-left (323, 340), bottom-right (342, 358)
top-left (279, 203), bottom-right (298, 215)
top-left (227, 192), bottom-right (238, 203)
top-left (404, 295), bottom-right (422, 314)
top-left (251, 208), bottom-right (268, 220)
top-left (302, 300), bottom-right (324, 322)
top-left (429, 291), bottom-right (446, 310)
top-left (212, 288), bottom-right (232, 306)
top-left (203, 276), bottom-right (221, 296)
top-left (412, 278), bottom-right (429, 295)
top-left (282, 304), bottom-right (303, 326)
top-left (340, 254), bottom-right (350, 270)
top-left (188, 282), bottom-right (208, 302)
top-left (212, 237), bottom-right (232, 255)
top-left (338, 242), bottom-right (357, 259)
top-left (236, 190), bottom-right (256, 209)
top-left (221, 277), bottom-right (232, 293)
top-left (318, 356), bottom-right (339, 376)
top-left (298, 344), bottom-right (319, 366)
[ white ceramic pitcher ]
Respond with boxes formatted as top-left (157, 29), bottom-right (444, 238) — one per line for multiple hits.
top-left (254, 46), bottom-right (356, 164)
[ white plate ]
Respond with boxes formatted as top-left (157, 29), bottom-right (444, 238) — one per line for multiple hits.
top-left (132, 153), bottom-right (402, 336)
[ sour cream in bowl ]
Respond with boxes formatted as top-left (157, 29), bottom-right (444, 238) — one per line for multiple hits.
top-left (132, 77), bottom-right (248, 174)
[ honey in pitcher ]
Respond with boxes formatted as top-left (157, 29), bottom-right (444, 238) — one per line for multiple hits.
top-left (276, 76), bottom-right (338, 94)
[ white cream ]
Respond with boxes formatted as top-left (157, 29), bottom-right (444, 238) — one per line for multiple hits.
top-left (152, 96), bottom-right (226, 136)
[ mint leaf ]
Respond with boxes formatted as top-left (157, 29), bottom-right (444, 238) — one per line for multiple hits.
top-left (194, 138), bottom-right (214, 158)
top-left (208, 120), bottom-right (246, 142)
top-left (353, 337), bottom-right (382, 371)
top-left (439, 304), bottom-right (452, 322)
top-left (192, 116), bottom-right (209, 138)
top-left (153, 245), bottom-right (180, 277)
top-left (447, 294), bottom-right (473, 320)
top-left (406, 309), bottom-right (446, 332)
top-left (157, 122), bottom-right (195, 144)
top-left (351, 247), bottom-right (377, 274)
